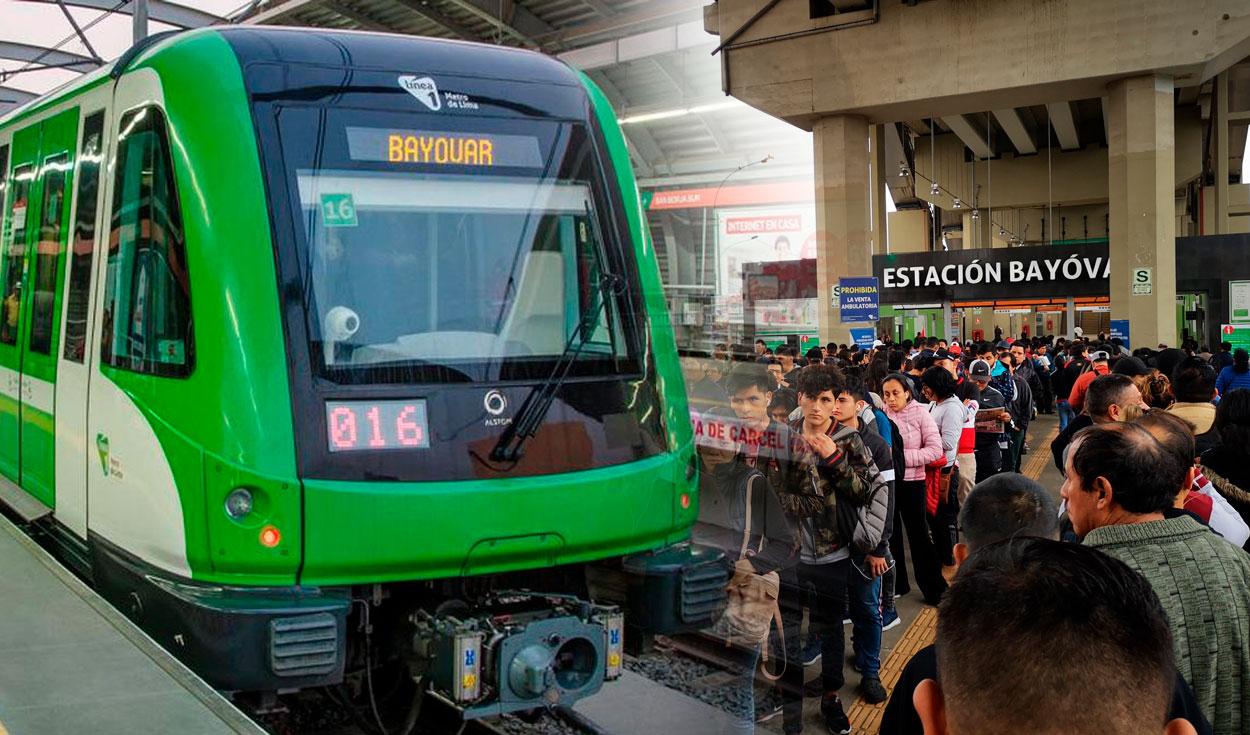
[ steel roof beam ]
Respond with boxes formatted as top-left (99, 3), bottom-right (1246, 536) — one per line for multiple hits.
top-left (438, 0), bottom-right (551, 48)
top-left (0, 86), bottom-right (38, 114)
top-left (941, 114), bottom-right (993, 159)
top-left (591, 71), bottom-right (663, 177)
top-left (0, 41), bottom-right (100, 72)
top-left (322, 1), bottom-right (390, 30)
top-left (20, 0), bottom-right (221, 28)
top-left (992, 108), bottom-right (1038, 156)
top-left (55, 0), bottom-right (102, 61)
top-left (1046, 101), bottom-right (1081, 151)
top-left (389, 0), bottom-right (481, 40)
top-left (234, 0), bottom-right (325, 24)
top-left (542, 0), bottom-right (705, 47)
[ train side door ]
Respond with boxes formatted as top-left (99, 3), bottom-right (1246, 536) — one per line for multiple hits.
top-left (0, 126), bottom-right (38, 488)
top-left (0, 109), bottom-right (78, 510)
top-left (54, 108), bottom-right (107, 539)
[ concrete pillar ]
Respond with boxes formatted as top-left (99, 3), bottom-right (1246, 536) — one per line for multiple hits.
top-left (1107, 75), bottom-right (1176, 349)
top-left (814, 114), bottom-right (873, 345)
top-left (1214, 71), bottom-right (1230, 235)
top-left (870, 125), bottom-right (888, 255)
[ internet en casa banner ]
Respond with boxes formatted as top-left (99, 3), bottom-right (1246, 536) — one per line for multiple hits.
top-left (716, 205), bottom-right (817, 323)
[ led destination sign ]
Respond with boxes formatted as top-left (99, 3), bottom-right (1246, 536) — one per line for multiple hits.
top-left (326, 399), bottom-right (431, 452)
top-left (346, 126), bottom-right (544, 168)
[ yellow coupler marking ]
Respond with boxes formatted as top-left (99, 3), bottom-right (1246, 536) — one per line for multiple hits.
top-left (846, 606), bottom-right (938, 733)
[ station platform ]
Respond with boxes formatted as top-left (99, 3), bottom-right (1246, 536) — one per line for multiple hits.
top-left (0, 515), bottom-right (265, 735)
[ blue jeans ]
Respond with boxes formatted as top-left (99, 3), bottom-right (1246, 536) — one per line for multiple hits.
top-left (725, 643), bottom-right (761, 735)
top-left (1057, 400), bottom-right (1074, 432)
top-left (847, 557), bottom-right (884, 678)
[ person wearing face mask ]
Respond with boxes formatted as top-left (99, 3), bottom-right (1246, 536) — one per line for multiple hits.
top-left (881, 373), bottom-right (948, 606)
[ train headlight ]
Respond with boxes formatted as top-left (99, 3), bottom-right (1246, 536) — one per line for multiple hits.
top-left (603, 610), bottom-right (624, 680)
top-left (225, 488), bottom-right (253, 518)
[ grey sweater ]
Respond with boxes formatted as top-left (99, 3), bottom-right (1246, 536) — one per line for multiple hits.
top-left (1084, 515), bottom-right (1250, 735)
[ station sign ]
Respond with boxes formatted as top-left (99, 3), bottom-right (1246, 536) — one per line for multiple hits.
top-left (1132, 267), bottom-right (1153, 296)
top-left (850, 328), bottom-right (876, 349)
top-left (839, 277), bottom-right (880, 322)
top-left (873, 242), bottom-right (1109, 304)
top-left (1230, 280), bottom-right (1250, 322)
top-left (1110, 319), bottom-right (1131, 349)
top-left (1223, 324), bottom-right (1250, 353)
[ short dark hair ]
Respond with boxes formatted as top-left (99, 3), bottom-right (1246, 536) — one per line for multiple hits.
top-left (1171, 357), bottom-right (1216, 402)
top-left (725, 363), bottom-right (773, 397)
top-left (805, 346), bottom-right (824, 363)
top-left (1215, 389), bottom-right (1250, 450)
top-left (794, 364), bottom-right (847, 399)
top-left (959, 474), bottom-right (1059, 552)
top-left (1134, 409), bottom-right (1197, 470)
top-left (1084, 373), bottom-right (1136, 419)
top-left (1221, 341), bottom-right (1233, 352)
top-left (920, 365), bottom-right (958, 400)
top-left (769, 387), bottom-right (798, 414)
top-left (1069, 423), bottom-right (1183, 513)
top-left (755, 339), bottom-right (766, 346)
top-left (937, 538), bottom-right (1175, 735)
top-left (841, 370), bottom-right (869, 404)
top-left (1071, 342), bottom-right (1089, 357)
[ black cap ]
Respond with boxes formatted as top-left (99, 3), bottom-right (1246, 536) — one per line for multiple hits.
top-left (1112, 356), bottom-right (1150, 377)
top-left (969, 359), bottom-right (992, 379)
top-left (933, 348), bottom-right (954, 362)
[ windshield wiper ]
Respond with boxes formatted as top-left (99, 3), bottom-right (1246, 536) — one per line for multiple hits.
top-left (490, 271), bottom-right (627, 464)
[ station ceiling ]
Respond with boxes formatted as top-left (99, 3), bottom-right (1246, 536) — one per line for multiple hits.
top-left (0, 0), bottom-right (815, 186)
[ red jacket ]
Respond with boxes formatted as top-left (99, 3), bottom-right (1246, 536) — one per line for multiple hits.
top-left (1068, 364), bottom-right (1110, 413)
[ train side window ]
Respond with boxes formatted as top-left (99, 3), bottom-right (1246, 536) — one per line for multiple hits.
top-left (28, 153), bottom-right (68, 355)
top-left (63, 112), bottom-right (105, 363)
top-left (1, 164), bottom-right (33, 347)
top-left (100, 107), bottom-right (194, 377)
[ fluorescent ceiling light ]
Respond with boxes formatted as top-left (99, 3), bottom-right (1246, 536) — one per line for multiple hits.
top-left (618, 99), bottom-right (745, 125)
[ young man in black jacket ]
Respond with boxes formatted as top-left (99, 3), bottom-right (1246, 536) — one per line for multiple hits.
top-left (831, 372), bottom-right (894, 704)
top-left (727, 363), bottom-right (873, 735)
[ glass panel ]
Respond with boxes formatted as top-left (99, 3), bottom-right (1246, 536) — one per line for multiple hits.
top-left (274, 106), bottom-right (641, 385)
top-left (29, 155), bottom-right (69, 355)
top-left (1, 165), bottom-right (33, 347)
top-left (63, 112), bottom-right (105, 363)
top-left (101, 107), bottom-right (193, 377)
top-left (294, 173), bottom-right (626, 373)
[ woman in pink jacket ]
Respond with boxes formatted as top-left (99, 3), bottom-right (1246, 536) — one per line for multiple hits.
top-left (881, 373), bottom-right (949, 605)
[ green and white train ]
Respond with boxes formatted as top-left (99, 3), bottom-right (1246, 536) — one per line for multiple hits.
top-left (0, 26), bottom-right (708, 715)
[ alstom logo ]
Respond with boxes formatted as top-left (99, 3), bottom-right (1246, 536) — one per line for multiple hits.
top-left (398, 75), bottom-right (441, 111)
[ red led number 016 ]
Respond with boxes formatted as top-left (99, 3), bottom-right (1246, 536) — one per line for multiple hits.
top-left (330, 404), bottom-right (422, 449)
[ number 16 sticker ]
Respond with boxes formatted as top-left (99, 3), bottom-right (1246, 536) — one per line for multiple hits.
top-left (321, 193), bottom-right (358, 228)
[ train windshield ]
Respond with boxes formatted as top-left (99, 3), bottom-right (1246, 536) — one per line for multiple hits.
top-left (274, 106), bottom-right (642, 384)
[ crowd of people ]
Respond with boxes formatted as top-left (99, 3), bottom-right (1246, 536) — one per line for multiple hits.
top-left (683, 331), bottom-right (1250, 735)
